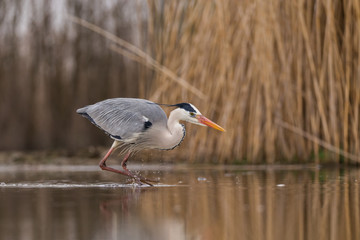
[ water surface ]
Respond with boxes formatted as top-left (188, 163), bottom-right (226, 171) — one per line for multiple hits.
top-left (0, 164), bottom-right (359, 240)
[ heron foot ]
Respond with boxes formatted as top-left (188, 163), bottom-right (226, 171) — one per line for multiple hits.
top-left (132, 176), bottom-right (154, 186)
top-left (122, 164), bottom-right (159, 186)
top-left (126, 171), bottom-right (159, 186)
top-left (100, 163), bottom-right (159, 186)
top-left (138, 175), bottom-right (159, 183)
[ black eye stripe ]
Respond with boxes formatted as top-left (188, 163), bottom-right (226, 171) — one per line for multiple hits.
top-left (174, 103), bottom-right (196, 113)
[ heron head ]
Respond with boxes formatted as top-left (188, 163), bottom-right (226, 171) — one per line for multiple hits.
top-left (174, 103), bottom-right (225, 132)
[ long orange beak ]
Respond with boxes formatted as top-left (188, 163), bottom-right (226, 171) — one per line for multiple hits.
top-left (196, 115), bottom-right (226, 132)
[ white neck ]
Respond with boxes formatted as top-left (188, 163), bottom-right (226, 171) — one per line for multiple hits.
top-left (144, 108), bottom-right (186, 150)
top-left (167, 108), bottom-right (185, 134)
top-left (156, 108), bottom-right (186, 150)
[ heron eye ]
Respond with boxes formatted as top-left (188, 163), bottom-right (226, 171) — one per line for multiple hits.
top-left (190, 112), bottom-right (196, 117)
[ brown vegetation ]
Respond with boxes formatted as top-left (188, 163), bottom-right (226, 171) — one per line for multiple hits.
top-left (144, 0), bottom-right (360, 164)
top-left (0, 0), bottom-right (359, 164)
top-left (0, 1), bottom-right (141, 150)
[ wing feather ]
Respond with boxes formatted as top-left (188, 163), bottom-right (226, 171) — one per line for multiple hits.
top-left (76, 98), bottom-right (167, 141)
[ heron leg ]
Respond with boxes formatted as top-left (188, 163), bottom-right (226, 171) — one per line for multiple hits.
top-left (99, 141), bottom-right (120, 167)
top-left (121, 152), bottom-right (159, 184)
top-left (99, 146), bottom-right (114, 168)
top-left (120, 152), bottom-right (131, 169)
top-left (99, 147), bottom-right (134, 178)
top-left (98, 145), bottom-right (155, 186)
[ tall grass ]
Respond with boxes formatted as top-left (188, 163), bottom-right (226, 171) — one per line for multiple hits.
top-left (1, 0), bottom-right (359, 164)
top-left (144, 0), bottom-right (360, 164)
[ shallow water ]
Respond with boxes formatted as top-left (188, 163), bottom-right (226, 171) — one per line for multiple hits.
top-left (0, 164), bottom-right (359, 240)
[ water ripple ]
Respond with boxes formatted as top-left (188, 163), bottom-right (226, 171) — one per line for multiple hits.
top-left (0, 182), bottom-right (174, 189)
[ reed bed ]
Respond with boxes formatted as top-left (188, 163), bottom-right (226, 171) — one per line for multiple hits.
top-left (1, 0), bottom-right (359, 164)
top-left (0, 1), bottom-right (140, 150)
top-left (143, 0), bottom-right (360, 164)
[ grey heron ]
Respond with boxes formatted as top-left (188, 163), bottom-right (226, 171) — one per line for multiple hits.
top-left (76, 98), bottom-right (225, 186)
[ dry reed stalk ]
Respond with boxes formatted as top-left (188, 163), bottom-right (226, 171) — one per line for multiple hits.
top-left (68, 15), bottom-right (207, 100)
top-left (276, 119), bottom-right (360, 163)
top-left (145, 0), bottom-right (360, 164)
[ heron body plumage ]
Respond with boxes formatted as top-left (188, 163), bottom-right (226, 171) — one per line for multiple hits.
top-left (77, 97), bottom-right (225, 185)
top-left (77, 98), bottom-right (186, 151)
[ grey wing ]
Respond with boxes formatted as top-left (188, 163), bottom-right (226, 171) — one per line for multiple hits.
top-left (76, 98), bottom-right (168, 141)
